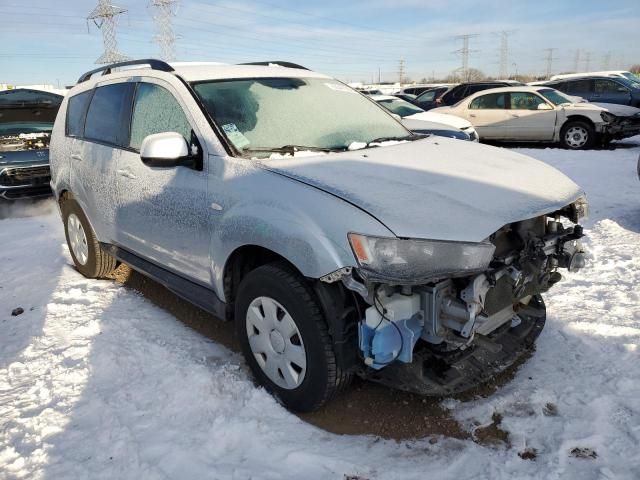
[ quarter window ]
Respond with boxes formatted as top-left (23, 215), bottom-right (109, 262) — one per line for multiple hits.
top-left (129, 83), bottom-right (193, 150)
top-left (84, 83), bottom-right (135, 147)
top-left (65, 90), bottom-right (93, 137)
top-left (469, 93), bottom-right (506, 109)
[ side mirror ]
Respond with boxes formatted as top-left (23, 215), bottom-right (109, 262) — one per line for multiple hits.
top-left (537, 103), bottom-right (553, 110)
top-left (617, 87), bottom-right (629, 93)
top-left (140, 132), bottom-right (195, 168)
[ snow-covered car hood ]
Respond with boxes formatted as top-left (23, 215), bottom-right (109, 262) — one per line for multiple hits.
top-left (260, 137), bottom-right (584, 242)
top-left (404, 111), bottom-right (473, 129)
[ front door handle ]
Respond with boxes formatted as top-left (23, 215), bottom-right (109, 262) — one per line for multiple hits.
top-left (469, 113), bottom-right (476, 118)
top-left (116, 169), bottom-right (137, 180)
top-left (71, 153), bottom-right (82, 161)
top-left (511, 114), bottom-right (520, 118)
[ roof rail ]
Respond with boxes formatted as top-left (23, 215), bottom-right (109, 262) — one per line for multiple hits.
top-left (77, 59), bottom-right (175, 84)
top-left (238, 61), bottom-right (309, 70)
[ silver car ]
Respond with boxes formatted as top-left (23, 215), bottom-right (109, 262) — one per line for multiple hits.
top-left (50, 59), bottom-right (588, 412)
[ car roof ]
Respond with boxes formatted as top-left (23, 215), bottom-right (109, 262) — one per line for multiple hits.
top-left (74, 62), bottom-right (331, 90)
top-left (465, 86), bottom-right (555, 95)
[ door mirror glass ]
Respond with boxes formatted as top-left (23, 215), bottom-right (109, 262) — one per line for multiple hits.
top-left (537, 103), bottom-right (553, 110)
top-left (140, 132), bottom-right (193, 168)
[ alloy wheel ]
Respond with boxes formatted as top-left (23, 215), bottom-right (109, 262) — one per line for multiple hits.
top-left (67, 213), bottom-right (89, 265)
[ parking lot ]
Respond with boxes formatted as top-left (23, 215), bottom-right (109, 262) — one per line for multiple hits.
top-left (2, 138), bottom-right (639, 479)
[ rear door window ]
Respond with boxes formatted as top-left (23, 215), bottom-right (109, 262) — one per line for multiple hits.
top-left (469, 92), bottom-right (506, 109)
top-left (84, 83), bottom-right (135, 147)
top-left (566, 80), bottom-right (592, 94)
top-left (65, 90), bottom-right (93, 137)
top-left (594, 79), bottom-right (627, 93)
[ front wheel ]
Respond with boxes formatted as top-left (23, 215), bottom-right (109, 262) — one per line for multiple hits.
top-left (235, 262), bottom-right (350, 412)
top-left (560, 121), bottom-right (595, 149)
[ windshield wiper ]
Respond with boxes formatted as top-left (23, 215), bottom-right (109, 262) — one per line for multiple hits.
top-left (366, 134), bottom-right (417, 146)
top-left (242, 145), bottom-right (345, 155)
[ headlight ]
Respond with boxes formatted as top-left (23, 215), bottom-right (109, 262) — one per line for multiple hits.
top-left (600, 111), bottom-right (617, 123)
top-left (348, 233), bottom-right (495, 283)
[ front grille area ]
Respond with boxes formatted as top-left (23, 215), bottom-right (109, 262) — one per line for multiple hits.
top-left (0, 165), bottom-right (51, 188)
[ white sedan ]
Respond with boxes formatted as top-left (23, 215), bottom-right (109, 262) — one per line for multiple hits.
top-left (370, 95), bottom-right (479, 141)
top-left (432, 86), bottom-right (640, 149)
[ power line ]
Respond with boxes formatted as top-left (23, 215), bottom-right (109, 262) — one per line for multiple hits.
top-left (87, 0), bottom-right (130, 64)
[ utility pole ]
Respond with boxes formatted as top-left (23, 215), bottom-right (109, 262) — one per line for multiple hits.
top-left (583, 51), bottom-right (592, 72)
top-left (453, 34), bottom-right (478, 81)
top-left (398, 59), bottom-right (405, 86)
top-left (150, 0), bottom-right (178, 62)
top-left (495, 30), bottom-right (515, 78)
top-left (87, 0), bottom-right (129, 64)
top-left (573, 49), bottom-right (581, 73)
top-left (543, 48), bottom-right (557, 79)
top-left (602, 51), bottom-right (611, 70)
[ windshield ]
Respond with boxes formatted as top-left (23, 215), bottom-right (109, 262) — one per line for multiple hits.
top-left (539, 88), bottom-right (573, 105)
top-left (376, 98), bottom-right (424, 117)
top-left (192, 77), bottom-right (409, 157)
top-left (621, 72), bottom-right (640, 82)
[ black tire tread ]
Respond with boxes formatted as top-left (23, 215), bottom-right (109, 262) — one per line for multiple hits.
top-left (61, 198), bottom-right (117, 279)
top-left (239, 261), bottom-right (351, 411)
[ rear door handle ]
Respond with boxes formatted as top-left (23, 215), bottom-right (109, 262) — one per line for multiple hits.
top-left (469, 113), bottom-right (476, 118)
top-left (511, 114), bottom-right (520, 118)
top-left (116, 169), bottom-right (137, 179)
top-left (71, 154), bottom-right (82, 161)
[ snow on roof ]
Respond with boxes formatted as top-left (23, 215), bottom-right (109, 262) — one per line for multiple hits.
top-left (172, 63), bottom-right (331, 82)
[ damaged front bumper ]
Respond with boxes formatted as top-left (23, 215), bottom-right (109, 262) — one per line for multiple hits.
top-left (340, 209), bottom-right (587, 396)
top-left (600, 111), bottom-right (640, 140)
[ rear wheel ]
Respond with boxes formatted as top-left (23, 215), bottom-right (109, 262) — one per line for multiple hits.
top-left (560, 120), bottom-right (595, 149)
top-left (61, 198), bottom-right (117, 278)
top-left (235, 262), bottom-right (350, 412)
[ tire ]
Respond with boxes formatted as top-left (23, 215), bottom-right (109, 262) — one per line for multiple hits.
top-left (61, 198), bottom-right (117, 278)
top-left (560, 120), bottom-right (595, 149)
top-left (235, 262), bottom-right (350, 412)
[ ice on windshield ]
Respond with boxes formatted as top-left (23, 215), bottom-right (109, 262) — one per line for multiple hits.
top-left (192, 78), bottom-right (409, 156)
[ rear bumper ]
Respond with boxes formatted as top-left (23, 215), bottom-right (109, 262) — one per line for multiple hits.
top-left (0, 164), bottom-right (52, 200)
top-left (365, 295), bottom-right (546, 396)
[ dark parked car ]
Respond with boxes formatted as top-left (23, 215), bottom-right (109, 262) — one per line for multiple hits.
top-left (433, 81), bottom-right (526, 109)
top-left (0, 88), bottom-right (63, 200)
top-left (542, 76), bottom-right (640, 108)
top-left (413, 86), bottom-right (449, 110)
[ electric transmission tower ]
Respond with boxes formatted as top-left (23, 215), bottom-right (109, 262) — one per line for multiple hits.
top-left (543, 48), bottom-right (557, 79)
top-left (453, 34), bottom-right (478, 81)
top-left (398, 59), bottom-right (405, 86)
top-left (150, 0), bottom-right (179, 61)
top-left (602, 51), bottom-right (611, 70)
top-left (583, 51), bottom-right (592, 71)
top-left (573, 49), bottom-right (581, 72)
top-left (495, 30), bottom-right (515, 79)
top-left (87, 0), bottom-right (130, 64)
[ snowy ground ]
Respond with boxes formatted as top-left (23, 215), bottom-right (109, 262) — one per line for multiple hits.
top-left (1, 140), bottom-right (640, 479)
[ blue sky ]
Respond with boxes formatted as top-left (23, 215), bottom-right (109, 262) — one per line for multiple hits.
top-left (1, 0), bottom-right (639, 86)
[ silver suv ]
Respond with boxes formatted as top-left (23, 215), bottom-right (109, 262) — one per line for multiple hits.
top-left (50, 59), bottom-right (588, 412)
